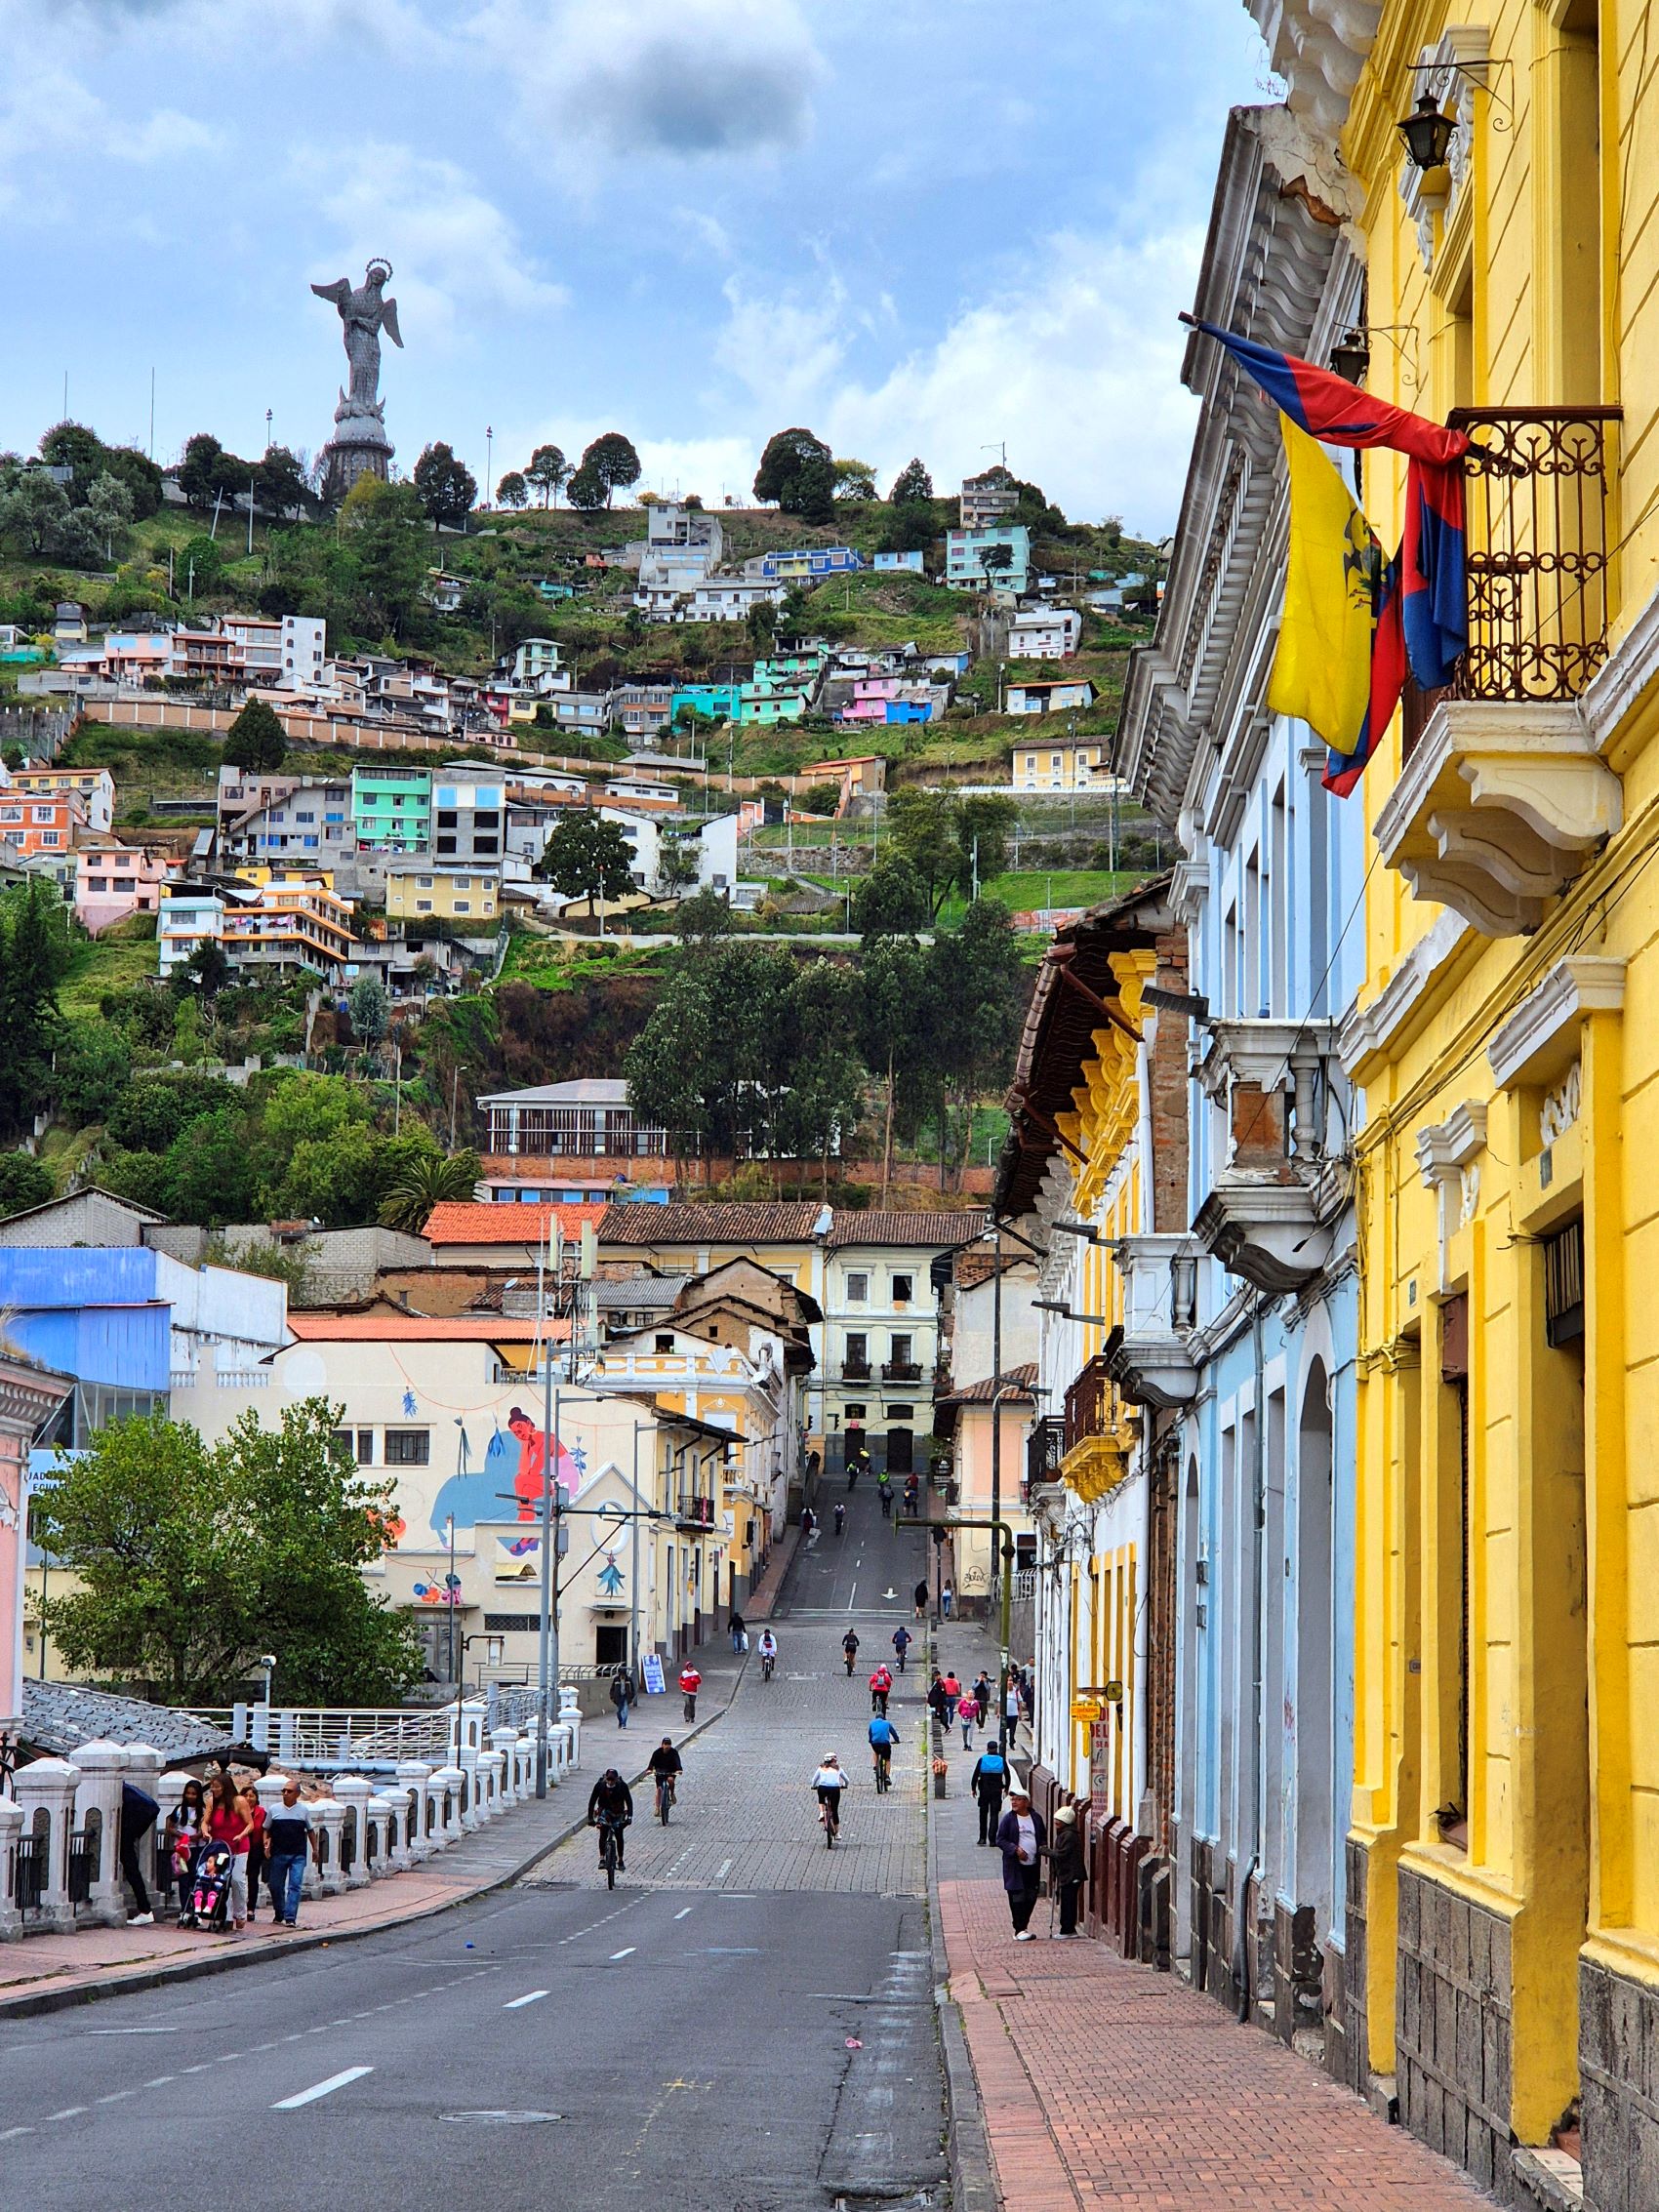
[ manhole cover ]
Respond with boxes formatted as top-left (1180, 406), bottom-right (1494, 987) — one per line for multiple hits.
top-left (439, 2111), bottom-right (565, 2126)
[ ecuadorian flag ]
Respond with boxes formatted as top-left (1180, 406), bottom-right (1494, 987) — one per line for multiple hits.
top-left (1188, 318), bottom-right (1471, 795)
top-left (1268, 419), bottom-right (1385, 761)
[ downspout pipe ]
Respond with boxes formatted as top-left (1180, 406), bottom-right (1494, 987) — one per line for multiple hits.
top-left (1233, 1297), bottom-right (1267, 2024)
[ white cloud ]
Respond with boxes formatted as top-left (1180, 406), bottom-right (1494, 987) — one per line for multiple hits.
top-left (813, 229), bottom-right (1207, 530)
top-left (297, 142), bottom-right (567, 343)
top-left (109, 107), bottom-right (223, 161)
top-left (480, 0), bottom-right (825, 162)
top-left (713, 272), bottom-right (851, 415)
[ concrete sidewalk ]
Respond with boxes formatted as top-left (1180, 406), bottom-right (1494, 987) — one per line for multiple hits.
top-left (928, 1624), bottom-right (1494, 2210)
top-left (0, 1642), bottom-right (753, 2022)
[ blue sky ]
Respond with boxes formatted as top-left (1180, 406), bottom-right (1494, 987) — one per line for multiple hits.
top-left (1, 0), bottom-right (1268, 532)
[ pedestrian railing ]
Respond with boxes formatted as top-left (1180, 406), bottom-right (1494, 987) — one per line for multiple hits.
top-left (13, 1832), bottom-right (46, 1916)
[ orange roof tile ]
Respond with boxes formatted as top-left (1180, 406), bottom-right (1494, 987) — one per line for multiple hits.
top-left (423, 1201), bottom-right (593, 1247)
top-left (285, 1314), bottom-right (571, 1342)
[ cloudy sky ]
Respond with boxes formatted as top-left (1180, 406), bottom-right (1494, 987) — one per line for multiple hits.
top-left (2, 0), bottom-right (1268, 531)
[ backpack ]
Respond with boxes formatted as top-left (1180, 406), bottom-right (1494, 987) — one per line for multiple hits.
top-left (978, 1753), bottom-right (1006, 1782)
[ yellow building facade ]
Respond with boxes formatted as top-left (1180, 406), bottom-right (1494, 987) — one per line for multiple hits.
top-left (1253, 0), bottom-right (1659, 2196)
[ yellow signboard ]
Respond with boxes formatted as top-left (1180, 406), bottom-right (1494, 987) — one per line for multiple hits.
top-left (1071, 1697), bottom-right (1105, 1724)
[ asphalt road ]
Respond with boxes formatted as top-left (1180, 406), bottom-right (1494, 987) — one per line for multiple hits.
top-left (0, 1477), bottom-right (950, 2212)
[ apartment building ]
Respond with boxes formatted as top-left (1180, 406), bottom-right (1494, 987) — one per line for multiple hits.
top-left (6, 765), bottom-right (115, 831)
top-left (1008, 604), bottom-right (1083, 661)
top-left (432, 774), bottom-right (506, 865)
top-left (1011, 735), bottom-right (1107, 789)
top-left (384, 862), bottom-right (499, 924)
top-left (74, 836), bottom-right (182, 934)
top-left (0, 787), bottom-right (87, 859)
top-left (960, 469), bottom-right (1021, 530)
top-left (946, 523), bottom-right (1032, 593)
top-left (350, 764), bottom-right (432, 852)
top-left (820, 1211), bottom-right (983, 1476)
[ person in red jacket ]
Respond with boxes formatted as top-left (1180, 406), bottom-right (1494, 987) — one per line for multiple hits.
top-left (869, 1664), bottom-right (893, 1717)
top-left (679, 1662), bottom-right (703, 1720)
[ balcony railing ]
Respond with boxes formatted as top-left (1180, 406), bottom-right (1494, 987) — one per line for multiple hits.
top-left (1025, 1415), bottom-right (1066, 1499)
top-left (882, 1360), bottom-right (922, 1383)
top-left (1064, 1354), bottom-right (1112, 1455)
top-left (840, 1359), bottom-right (871, 1381)
top-left (1447, 406), bottom-right (1619, 705)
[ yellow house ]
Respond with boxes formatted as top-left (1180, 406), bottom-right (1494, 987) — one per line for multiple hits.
top-left (1010, 735), bottom-right (1107, 790)
top-left (1254, 2), bottom-right (1659, 2198)
top-left (384, 862), bottom-right (499, 923)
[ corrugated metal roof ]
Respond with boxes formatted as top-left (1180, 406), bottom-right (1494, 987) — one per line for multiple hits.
top-left (474, 1079), bottom-right (631, 1106)
top-left (20, 1680), bottom-right (232, 1762)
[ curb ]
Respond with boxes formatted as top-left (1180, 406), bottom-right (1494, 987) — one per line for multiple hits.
top-left (923, 1635), bottom-right (1002, 2212)
top-left (0, 1669), bottom-right (749, 2026)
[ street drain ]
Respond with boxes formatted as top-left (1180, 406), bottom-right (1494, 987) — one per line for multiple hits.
top-left (439, 2111), bottom-right (565, 2126)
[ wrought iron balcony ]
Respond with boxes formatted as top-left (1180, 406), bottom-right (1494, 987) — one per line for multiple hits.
top-left (1059, 1353), bottom-right (1131, 1504)
top-left (881, 1360), bottom-right (923, 1383)
top-left (1377, 408), bottom-right (1623, 937)
top-left (1024, 1415), bottom-right (1066, 1501)
top-left (840, 1359), bottom-right (871, 1381)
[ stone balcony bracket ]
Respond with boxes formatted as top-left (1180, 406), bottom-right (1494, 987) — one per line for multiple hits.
top-left (1194, 1176), bottom-right (1334, 1297)
top-left (1373, 699), bottom-right (1623, 937)
top-left (1105, 1233), bottom-right (1202, 1408)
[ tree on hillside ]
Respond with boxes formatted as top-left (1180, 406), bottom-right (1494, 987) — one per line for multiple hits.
top-left (178, 432), bottom-right (226, 509)
top-left (223, 696), bottom-right (288, 772)
top-left (526, 444), bottom-right (569, 506)
top-left (833, 459), bottom-right (877, 502)
top-left (924, 900), bottom-right (1029, 1186)
top-left (780, 959), bottom-right (864, 1191)
top-left (853, 856), bottom-right (931, 939)
top-left (890, 458), bottom-right (933, 503)
top-left (753, 427), bottom-right (835, 523)
top-left (379, 1146), bottom-right (481, 1234)
top-left (413, 442), bottom-right (478, 528)
top-left (956, 792), bottom-right (1018, 892)
top-left (580, 432), bottom-right (643, 506)
top-left (338, 478), bottom-right (431, 637)
top-left (564, 463), bottom-right (609, 512)
top-left (256, 444), bottom-right (311, 517)
top-left (0, 879), bottom-right (70, 1145)
top-left (496, 470), bottom-right (529, 510)
top-left (858, 933), bottom-right (930, 1201)
top-left (84, 470), bottom-right (135, 559)
top-left (746, 598), bottom-right (778, 650)
top-left (172, 937), bottom-right (233, 1007)
top-left (887, 787), bottom-right (964, 917)
top-left (536, 813), bottom-right (638, 905)
top-left (347, 975), bottom-right (389, 1051)
top-left (35, 1400), bottom-right (422, 1705)
top-left (0, 1151), bottom-right (53, 1221)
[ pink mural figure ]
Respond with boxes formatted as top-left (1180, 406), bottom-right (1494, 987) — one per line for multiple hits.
top-left (506, 1406), bottom-right (583, 1521)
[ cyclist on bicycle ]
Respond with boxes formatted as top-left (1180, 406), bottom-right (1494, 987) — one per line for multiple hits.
top-left (878, 1481), bottom-right (892, 1519)
top-left (869, 1711), bottom-right (899, 1788)
top-left (833, 1501), bottom-right (845, 1536)
top-left (647, 1737), bottom-right (682, 1816)
top-left (586, 1768), bottom-right (634, 1871)
top-left (812, 1752), bottom-right (845, 1835)
top-left (891, 1625), bottom-right (912, 1671)
top-left (841, 1629), bottom-right (861, 1676)
top-left (869, 1663), bottom-right (892, 1716)
top-left (757, 1628), bottom-right (778, 1678)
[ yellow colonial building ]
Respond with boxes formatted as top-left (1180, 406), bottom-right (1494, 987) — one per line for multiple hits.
top-left (1254, 1), bottom-right (1659, 2198)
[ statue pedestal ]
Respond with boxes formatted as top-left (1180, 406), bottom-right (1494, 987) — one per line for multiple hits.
top-left (322, 410), bottom-right (393, 503)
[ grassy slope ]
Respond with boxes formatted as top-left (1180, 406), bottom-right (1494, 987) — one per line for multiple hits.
top-left (61, 914), bottom-right (158, 1020)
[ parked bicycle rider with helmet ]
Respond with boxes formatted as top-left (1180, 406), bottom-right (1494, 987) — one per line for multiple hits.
top-left (868, 1710), bottom-right (899, 1787)
top-left (586, 1768), bottom-right (633, 1871)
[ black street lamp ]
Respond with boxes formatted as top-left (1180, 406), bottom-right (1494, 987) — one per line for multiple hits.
top-left (1398, 91), bottom-right (1456, 173)
top-left (1329, 327), bottom-right (1373, 385)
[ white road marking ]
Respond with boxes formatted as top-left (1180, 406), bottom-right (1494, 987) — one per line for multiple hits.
top-left (715, 1858), bottom-right (733, 1880)
top-left (609, 1948), bottom-right (635, 1960)
top-left (97, 2091), bottom-right (135, 2106)
top-left (673, 1907), bottom-right (693, 1920)
top-left (504, 1990), bottom-right (548, 2009)
top-left (272, 2066), bottom-right (374, 2111)
top-left (0, 2125), bottom-right (34, 2140)
top-left (848, 1582), bottom-right (857, 1606)
top-left (46, 2107), bottom-right (87, 2120)
top-left (143, 2076), bottom-right (175, 2088)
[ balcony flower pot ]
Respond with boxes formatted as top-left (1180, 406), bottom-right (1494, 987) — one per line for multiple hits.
top-left (932, 1755), bottom-right (949, 1798)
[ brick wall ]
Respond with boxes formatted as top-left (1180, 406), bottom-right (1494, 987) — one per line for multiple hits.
top-left (1149, 930), bottom-right (1191, 1234)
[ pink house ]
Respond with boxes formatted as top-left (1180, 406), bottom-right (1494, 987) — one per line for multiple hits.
top-left (75, 837), bottom-right (183, 935)
top-left (839, 677), bottom-right (904, 725)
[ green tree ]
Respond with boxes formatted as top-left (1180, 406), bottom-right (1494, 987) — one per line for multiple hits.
top-left (526, 444), bottom-right (569, 506)
top-left (107, 1072), bottom-right (242, 1152)
top-left (778, 959), bottom-right (864, 1189)
top-left (746, 598), bottom-right (779, 650)
top-left (957, 793), bottom-right (1018, 891)
top-left (53, 1022), bottom-right (134, 1127)
top-left (0, 1151), bottom-right (53, 1219)
top-left (177, 533), bottom-right (223, 601)
top-left (536, 813), bottom-right (638, 904)
top-left (378, 1146), bottom-right (481, 1233)
top-left (673, 884), bottom-right (737, 944)
top-left (858, 933), bottom-right (929, 1201)
top-left (38, 420), bottom-right (105, 484)
top-left (889, 457), bottom-right (933, 503)
top-left (852, 856), bottom-right (931, 938)
top-left (656, 834), bottom-right (700, 896)
top-left (173, 937), bottom-right (233, 1002)
top-left (564, 463), bottom-right (609, 512)
top-left (833, 458), bottom-right (877, 501)
top-left (496, 469), bottom-right (529, 510)
top-left (887, 786), bottom-right (964, 917)
top-left (0, 878), bottom-right (70, 1143)
top-left (580, 431), bottom-right (642, 506)
top-left (83, 470), bottom-right (135, 560)
top-left (256, 444), bottom-right (311, 517)
top-left (164, 1106), bottom-right (258, 1225)
top-left (924, 900), bottom-right (1029, 1186)
top-left (35, 1401), bottom-right (422, 1704)
top-left (340, 478), bottom-right (431, 638)
top-left (412, 442), bottom-right (478, 527)
top-left (0, 470), bottom-right (74, 557)
top-left (223, 696), bottom-right (288, 772)
top-left (347, 975), bottom-right (389, 1050)
top-left (753, 427), bottom-right (835, 522)
top-left (178, 432), bottom-right (225, 509)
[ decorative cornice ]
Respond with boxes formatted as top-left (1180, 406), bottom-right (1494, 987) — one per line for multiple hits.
top-left (1413, 1100), bottom-right (1487, 1189)
top-left (1171, 856), bottom-right (1210, 925)
top-left (1247, 0), bottom-right (1382, 141)
top-left (1337, 907), bottom-right (1468, 1078)
top-left (1487, 956), bottom-right (1626, 1090)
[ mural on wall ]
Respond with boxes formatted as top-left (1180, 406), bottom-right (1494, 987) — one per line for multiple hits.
top-left (428, 1407), bottom-right (587, 1540)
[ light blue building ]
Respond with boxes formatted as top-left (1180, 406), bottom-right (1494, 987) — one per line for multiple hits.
top-left (945, 523), bottom-right (1031, 592)
top-left (1115, 103), bottom-right (1365, 2075)
top-left (757, 545), bottom-right (865, 582)
top-left (873, 550), bottom-right (926, 573)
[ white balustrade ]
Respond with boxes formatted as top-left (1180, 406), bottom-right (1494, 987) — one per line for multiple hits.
top-left (491, 1728), bottom-right (520, 1806)
top-left (68, 1740), bottom-right (129, 1928)
top-left (377, 1786), bottom-right (413, 1872)
top-left (12, 1758), bottom-right (78, 1932)
top-left (478, 1750), bottom-right (504, 1820)
top-left (396, 1761), bottom-right (435, 1862)
top-left (0, 1797), bottom-right (21, 1941)
top-left (330, 1777), bottom-right (375, 1888)
top-left (429, 1765), bottom-right (465, 1845)
top-left (458, 1748), bottom-right (481, 1830)
top-left (312, 1797), bottom-right (346, 1896)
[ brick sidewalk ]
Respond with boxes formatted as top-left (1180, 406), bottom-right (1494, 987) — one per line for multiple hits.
top-left (938, 1866), bottom-right (1494, 2209)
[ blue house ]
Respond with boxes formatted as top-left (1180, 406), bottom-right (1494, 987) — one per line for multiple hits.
top-left (1115, 104), bottom-right (1364, 2071)
top-left (873, 550), bottom-right (926, 573)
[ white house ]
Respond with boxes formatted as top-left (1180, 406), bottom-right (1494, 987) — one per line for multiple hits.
top-left (1008, 605), bottom-right (1082, 661)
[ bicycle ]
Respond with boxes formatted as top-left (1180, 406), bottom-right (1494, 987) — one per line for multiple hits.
top-left (655, 1772), bottom-right (675, 1826)
top-left (872, 1747), bottom-right (891, 1794)
top-left (761, 1650), bottom-right (776, 1682)
top-left (596, 1813), bottom-right (628, 1888)
top-left (817, 1790), bottom-right (842, 1847)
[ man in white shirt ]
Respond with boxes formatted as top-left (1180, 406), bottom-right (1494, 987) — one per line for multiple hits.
top-left (994, 1784), bottom-right (1046, 1938)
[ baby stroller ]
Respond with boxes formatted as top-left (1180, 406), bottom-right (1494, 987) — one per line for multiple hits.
top-left (178, 1840), bottom-right (233, 1932)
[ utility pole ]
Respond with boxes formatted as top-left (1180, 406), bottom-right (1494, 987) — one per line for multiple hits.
top-left (535, 1211), bottom-right (563, 1798)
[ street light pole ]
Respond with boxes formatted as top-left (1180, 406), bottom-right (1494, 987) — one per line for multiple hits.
top-left (629, 1422), bottom-right (642, 1689)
